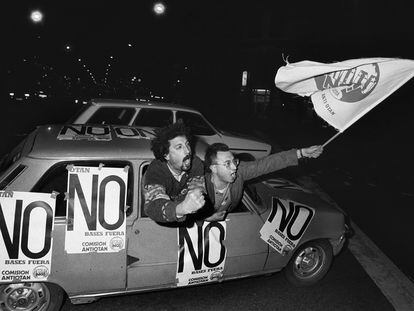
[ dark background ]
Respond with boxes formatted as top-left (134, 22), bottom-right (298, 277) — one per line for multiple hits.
top-left (4, 1), bottom-right (414, 122)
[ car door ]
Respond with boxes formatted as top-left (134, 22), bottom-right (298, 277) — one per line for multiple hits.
top-left (222, 194), bottom-right (269, 278)
top-left (127, 161), bottom-right (178, 289)
top-left (244, 180), bottom-right (293, 271)
top-left (31, 160), bottom-right (132, 295)
top-left (127, 162), bottom-right (269, 289)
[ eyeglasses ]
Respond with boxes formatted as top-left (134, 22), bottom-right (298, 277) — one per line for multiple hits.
top-left (213, 158), bottom-right (240, 169)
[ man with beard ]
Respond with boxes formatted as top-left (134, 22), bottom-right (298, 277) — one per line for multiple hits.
top-left (143, 122), bottom-right (206, 223)
top-left (202, 143), bottom-right (323, 222)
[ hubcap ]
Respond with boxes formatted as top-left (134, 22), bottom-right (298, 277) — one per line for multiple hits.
top-left (0, 283), bottom-right (50, 311)
top-left (293, 246), bottom-right (325, 278)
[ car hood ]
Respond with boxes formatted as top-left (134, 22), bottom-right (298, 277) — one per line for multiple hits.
top-left (252, 177), bottom-right (345, 216)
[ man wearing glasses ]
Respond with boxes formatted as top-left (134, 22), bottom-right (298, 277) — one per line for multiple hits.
top-left (202, 143), bottom-right (323, 221)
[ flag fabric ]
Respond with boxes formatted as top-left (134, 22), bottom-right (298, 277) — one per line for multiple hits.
top-left (275, 58), bottom-right (414, 131)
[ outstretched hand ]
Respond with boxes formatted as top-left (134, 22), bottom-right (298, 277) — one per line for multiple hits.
top-left (301, 145), bottom-right (323, 158)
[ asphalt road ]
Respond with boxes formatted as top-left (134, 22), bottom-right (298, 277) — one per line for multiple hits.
top-left (61, 248), bottom-right (393, 311)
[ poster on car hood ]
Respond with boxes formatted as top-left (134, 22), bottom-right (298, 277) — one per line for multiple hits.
top-left (65, 166), bottom-right (127, 254)
top-left (0, 191), bottom-right (56, 282)
top-left (176, 221), bottom-right (227, 286)
top-left (260, 197), bottom-right (314, 254)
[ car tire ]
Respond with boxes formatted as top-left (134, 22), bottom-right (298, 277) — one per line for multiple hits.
top-left (0, 282), bottom-right (65, 311)
top-left (284, 239), bottom-right (333, 286)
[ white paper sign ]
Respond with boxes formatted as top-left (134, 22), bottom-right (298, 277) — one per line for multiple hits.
top-left (0, 191), bottom-right (56, 282)
top-left (176, 221), bottom-right (227, 286)
top-left (58, 125), bottom-right (112, 141)
top-left (260, 197), bottom-right (314, 254)
top-left (65, 166), bottom-right (127, 253)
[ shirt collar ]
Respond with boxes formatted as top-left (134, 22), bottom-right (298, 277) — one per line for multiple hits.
top-left (167, 163), bottom-right (185, 181)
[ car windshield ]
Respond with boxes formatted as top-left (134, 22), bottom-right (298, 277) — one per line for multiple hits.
top-left (0, 139), bottom-right (25, 175)
top-left (0, 130), bottom-right (36, 176)
top-left (67, 102), bottom-right (92, 123)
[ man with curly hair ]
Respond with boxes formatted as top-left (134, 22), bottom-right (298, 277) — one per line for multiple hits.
top-left (143, 122), bottom-right (206, 223)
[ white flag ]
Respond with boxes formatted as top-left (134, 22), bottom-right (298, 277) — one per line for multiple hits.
top-left (275, 58), bottom-right (414, 131)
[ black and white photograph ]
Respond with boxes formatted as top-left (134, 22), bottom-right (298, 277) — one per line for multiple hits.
top-left (1, 1), bottom-right (413, 310)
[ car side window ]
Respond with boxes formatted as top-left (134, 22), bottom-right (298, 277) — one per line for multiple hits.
top-left (88, 107), bottom-right (135, 125)
top-left (245, 182), bottom-right (263, 206)
top-left (133, 108), bottom-right (173, 127)
top-left (175, 111), bottom-right (216, 136)
top-left (139, 162), bottom-right (150, 218)
top-left (32, 161), bottom-right (133, 217)
top-left (230, 200), bottom-right (250, 213)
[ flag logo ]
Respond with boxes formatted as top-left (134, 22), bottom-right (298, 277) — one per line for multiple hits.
top-left (314, 63), bottom-right (380, 103)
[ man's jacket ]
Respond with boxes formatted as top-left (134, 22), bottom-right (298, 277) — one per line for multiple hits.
top-left (204, 149), bottom-right (298, 214)
top-left (143, 156), bottom-right (204, 223)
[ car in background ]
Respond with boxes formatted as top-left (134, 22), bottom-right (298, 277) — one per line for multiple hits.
top-left (0, 123), bottom-right (348, 311)
top-left (69, 98), bottom-right (271, 159)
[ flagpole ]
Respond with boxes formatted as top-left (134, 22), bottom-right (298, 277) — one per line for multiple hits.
top-left (323, 132), bottom-right (342, 147)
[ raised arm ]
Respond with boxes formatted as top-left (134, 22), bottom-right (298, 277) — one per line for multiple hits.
top-left (239, 146), bottom-right (323, 181)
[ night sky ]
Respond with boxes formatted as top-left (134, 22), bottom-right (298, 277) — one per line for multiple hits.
top-left (4, 0), bottom-right (414, 105)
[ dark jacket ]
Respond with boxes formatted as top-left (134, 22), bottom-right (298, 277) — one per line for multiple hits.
top-left (143, 156), bottom-right (204, 222)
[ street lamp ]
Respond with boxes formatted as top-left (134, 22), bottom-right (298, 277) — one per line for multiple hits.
top-left (153, 2), bottom-right (166, 15)
top-left (30, 10), bottom-right (43, 23)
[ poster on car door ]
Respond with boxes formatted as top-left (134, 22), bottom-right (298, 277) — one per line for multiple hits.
top-left (176, 221), bottom-right (227, 287)
top-left (0, 191), bottom-right (56, 282)
top-left (260, 197), bottom-right (315, 254)
top-left (65, 166), bottom-right (127, 254)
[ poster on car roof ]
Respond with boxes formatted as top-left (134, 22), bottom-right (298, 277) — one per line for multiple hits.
top-left (176, 221), bottom-right (227, 287)
top-left (65, 166), bottom-right (127, 254)
top-left (0, 191), bottom-right (56, 282)
top-left (57, 125), bottom-right (112, 141)
top-left (260, 197), bottom-right (314, 254)
top-left (113, 126), bottom-right (155, 140)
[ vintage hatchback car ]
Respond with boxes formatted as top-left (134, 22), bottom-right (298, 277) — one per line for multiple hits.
top-left (69, 98), bottom-right (271, 159)
top-left (0, 124), bottom-right (348, 311)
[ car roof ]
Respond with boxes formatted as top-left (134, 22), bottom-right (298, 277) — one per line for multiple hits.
top-left (90, 98), bottom-right (201, 114)
top-left (27, 124), bottom-right (156, 160)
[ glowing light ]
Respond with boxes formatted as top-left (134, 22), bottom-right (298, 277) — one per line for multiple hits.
top-left (153, 2), bottom-right (166, 15)
top-left (30, 10), bottom-right (43, 23)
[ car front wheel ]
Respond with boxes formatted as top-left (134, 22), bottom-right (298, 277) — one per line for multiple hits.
top-left (284, 239), bottom-right (333, 286)
top-left (0, 282), bottom-right (64, 311)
